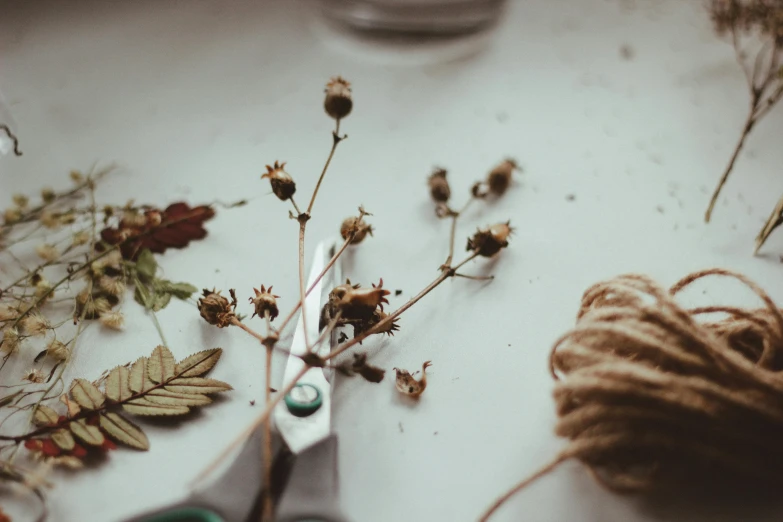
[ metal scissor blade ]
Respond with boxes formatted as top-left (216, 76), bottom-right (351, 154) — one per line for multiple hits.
top-left (273, 239), bottom-right (339, 455)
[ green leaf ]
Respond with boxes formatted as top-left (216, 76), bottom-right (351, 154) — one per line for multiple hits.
top-left (123, 398), bottom-right (189, 416)
top-left (33, 405), bottom-right (59, 426)
top-left (129, 357), bottom-right (154, 394)
top-left (70, 378), bottom-right (105, 410)
top-left (147, 345), bottom-right (176, 384)
top-left (51, 429), bottom-right (75, 451)
top-left (151, 290), bottom-right (172, 311)
top-left (161, 281), bottom-right (198, 300)
top-left (145, 389), bottom-right (211, 407)
top-left (135, 249), bottom-right (157, 283)
top-left (166, 377), bottom-right (233, 395)
top-left (134, 284), bottom-right (151, 308)
top-left (106, 366), bottom-right (132, 402)
top-left (175, 348), bottom-right (223, 378)
top-left (69, 419), bottom-right (105, 446)
top-left (100, 412), bottom-right (149, 450)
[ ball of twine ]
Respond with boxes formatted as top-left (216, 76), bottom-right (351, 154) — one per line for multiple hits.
top-left (481, 268), bottom-right (783, 521)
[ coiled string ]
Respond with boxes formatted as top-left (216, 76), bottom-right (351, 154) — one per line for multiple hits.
top-left (480, 268), bottom-right (783, 520)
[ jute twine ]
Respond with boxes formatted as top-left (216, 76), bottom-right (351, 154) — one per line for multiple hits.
top-left (481, 268), bottom-right (783, 520)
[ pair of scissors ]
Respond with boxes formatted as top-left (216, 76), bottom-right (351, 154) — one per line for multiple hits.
top-left (129, 238), bottom-right (348, 522)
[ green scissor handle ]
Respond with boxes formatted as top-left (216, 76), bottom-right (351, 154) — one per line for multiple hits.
top-left (139, 507), bottom-right (223, 522)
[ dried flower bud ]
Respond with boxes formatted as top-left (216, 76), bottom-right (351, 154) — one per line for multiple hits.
top-left (339, 278), bottom-right (390, 313)
top-left (324, 76), bottom-right (353, 121)
top-left (393, 361), bottom-right (432, 398)
top-left (41, 187), bottom-right (56, 204)
top-left (352, 309), bottom-right (400, 338)
top-left (261, 161), bottom-right (296, 201)
top-left (486, 159), bottom-right (518, 196)
top-left (23, 368), bottom-right (46, 384)
top-left (72, 231), bottom-right (91, 246)
top-left (19, 314), bottom-right (49, 336)
top-left (46, 340), bottom-right (69, 361)
top-left (58, 212), bottom-right (76, 225)
top-left (100, 311), bottom-right (125, 330)
top-left (121, 210), bottom-right (147, 228)
top-left (70, 170), bottom-right (83, 183)
top-left (40, 211), bottom-right (60, 230)
top-left (250, 285), bottom-right (279, 320)
top-left (466, 221), bottom-right (513, 257)
top-left (34, 280), bottom-right (54, 301)
top-left (198, 288), bottom-right (237, 328)
top-left (13, 194), bottom-right (29, 209)
top-left (98, 276), bottom-right (126, 297)
top-left (428, 168), bottom-right (451, 203)
top-left (340, 216), bottom-right (373, 245)
top-left (4, 207), bottom-right (21, 225)
top-left (79, 297), bottom-right (111, 320)
top-left (1, 327), bottom-right (21, 354)
top-left (36, 244), bottom-right (60, 262)
top-left (0, 305), bottom-right (17, 322)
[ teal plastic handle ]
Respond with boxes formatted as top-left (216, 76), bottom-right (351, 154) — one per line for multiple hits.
top-left (139, 507), bottom-right (223, 522)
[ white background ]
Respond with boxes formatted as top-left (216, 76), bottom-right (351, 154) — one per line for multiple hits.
top-left (2, 0), bottom-right (783, 520)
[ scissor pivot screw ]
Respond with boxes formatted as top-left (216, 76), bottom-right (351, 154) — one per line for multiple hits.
top-left (284, 383), bottom-right (322, 417)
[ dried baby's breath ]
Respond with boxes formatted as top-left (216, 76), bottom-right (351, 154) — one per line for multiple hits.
top-left (35, 244), bottom-right (60, 262)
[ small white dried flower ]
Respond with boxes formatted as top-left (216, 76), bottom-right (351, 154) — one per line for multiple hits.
top-left (36, 243), bottom-right (60, 262)
top-left (0, 305), bottom-right (17, 322)
top-left (100, 311), bottom-right (124, 330)
top-left (1, 327), bottom-right (21, 354)
top-left (72, 230), bottom-right (91, 246)
top-left (3, 207), bottom-right (21, 224)
top-left (19, 314), bottom-right (49, 336)
top-left (12, 194), bottom-right (29, 209)
top-left (34, 280), bottom-right (54, 301)
top-left (98, 276), bottom-right (126, 297)
top-left (22, 368), bottom-right (46, 384)
top-left (46, 340), bottom-right (69, 361)
top-left (40, 211), bottom-right (60, 229)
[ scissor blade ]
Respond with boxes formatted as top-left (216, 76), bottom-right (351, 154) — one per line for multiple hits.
top-left (273, 239), bottom-right (338, 455)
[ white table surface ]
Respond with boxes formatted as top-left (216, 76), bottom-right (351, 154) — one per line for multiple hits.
top-left (2, 0), bottom-right (783, 521)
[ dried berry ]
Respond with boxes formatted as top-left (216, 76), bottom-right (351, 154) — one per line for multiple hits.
top-left (261, 161), bottom-right (296, 201)
top-left (324, 76), bottom-right (353, 121)
top-left (198, 288), bottom-right (237, 328)
top-left (428, 168), bottom-right (451, 203)
top-left (250, 285), bottom-right (279, 320)
top-left (340, 216), bottom-right (373, 245)
top-left (486, 159), bottom-right (518, 196)
top-left (393, 361), bottom-right (432, 398)
top-left (467, 221), bottom-right (513, 257)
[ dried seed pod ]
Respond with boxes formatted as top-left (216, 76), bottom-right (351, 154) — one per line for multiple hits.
top-left (12, 194), bottom-right (29, 209)
top-left (428, 168), bottom-right (451, 203)
top-left (324, 76), bottom-right (353, 121)
top-left (486, 159), bottom-right (518, 196)
top-left (393, 361), bottom-right (432, 398)
top-left (3, 207), bottom-right (21, 224)
top-left (40, 211), bottom-right (60, 229)
top-left (261, 161), bottom-right (296, 201)
top-left (340, 216), bottom-right (373, 245)
top-left (352, 309), bottom-right (400, 338)
top-left (198, 289), bottom-right (237, 328)
top-left (41, 187), bottom-right (56, 204)
top-left (339, 278), bottom-right (390, 312)
top-left (466, 221), bottom-right (513, 257)
top-left (250, 285), bottom-right (279, 320)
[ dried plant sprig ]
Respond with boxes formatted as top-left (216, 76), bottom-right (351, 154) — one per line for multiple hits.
top-left (194, 78), bottom-right (515, 522)
top-left (704, 0), bottom-right (783, 236)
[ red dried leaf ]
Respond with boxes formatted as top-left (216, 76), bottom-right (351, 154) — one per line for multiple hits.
top-left (41, 439), bottom-right (61, 457)
top-left (71, 444), bottom-right (87, 458)
top-left (86, 414), bottom-right (100, 426)
top-left (100, 202), bottom-right (215, 260)
top-left (100, 438), bottom-right (118, 451)
top-left (24, 439), bottom-right (42, 451)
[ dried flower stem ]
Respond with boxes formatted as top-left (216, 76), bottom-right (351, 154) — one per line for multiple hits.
top-left (444, 198), bottom-right (475, 268)
top-left (307, 126), bottom-right (344, 216)
top-left (0, 124), bottom-right (22, 156)
top-left (261, 310), bottom-right (273, 522)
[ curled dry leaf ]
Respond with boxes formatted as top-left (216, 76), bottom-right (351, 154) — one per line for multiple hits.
top-left (393, 361), bottom-right (433, 398)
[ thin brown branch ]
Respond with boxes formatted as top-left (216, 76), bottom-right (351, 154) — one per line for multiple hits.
top-left (261, 311), bottom-right (273, 522)
top-left (306, 121), bottom-right (345, 216)
top-left (0, 124), bottom-right (22, 156)
top-left (732, 27), bottom-right (753, 91)
top-left (705, 104), bottom-right (757, 222)
top-left (297, 221), bottom-right (310, 349)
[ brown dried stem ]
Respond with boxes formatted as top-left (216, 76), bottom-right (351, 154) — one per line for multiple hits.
top-left (0, 124), bottom-right (22, 156)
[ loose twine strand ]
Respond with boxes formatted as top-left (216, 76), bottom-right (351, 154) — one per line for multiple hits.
top-left (480, 268), bottom-right (783, 521)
